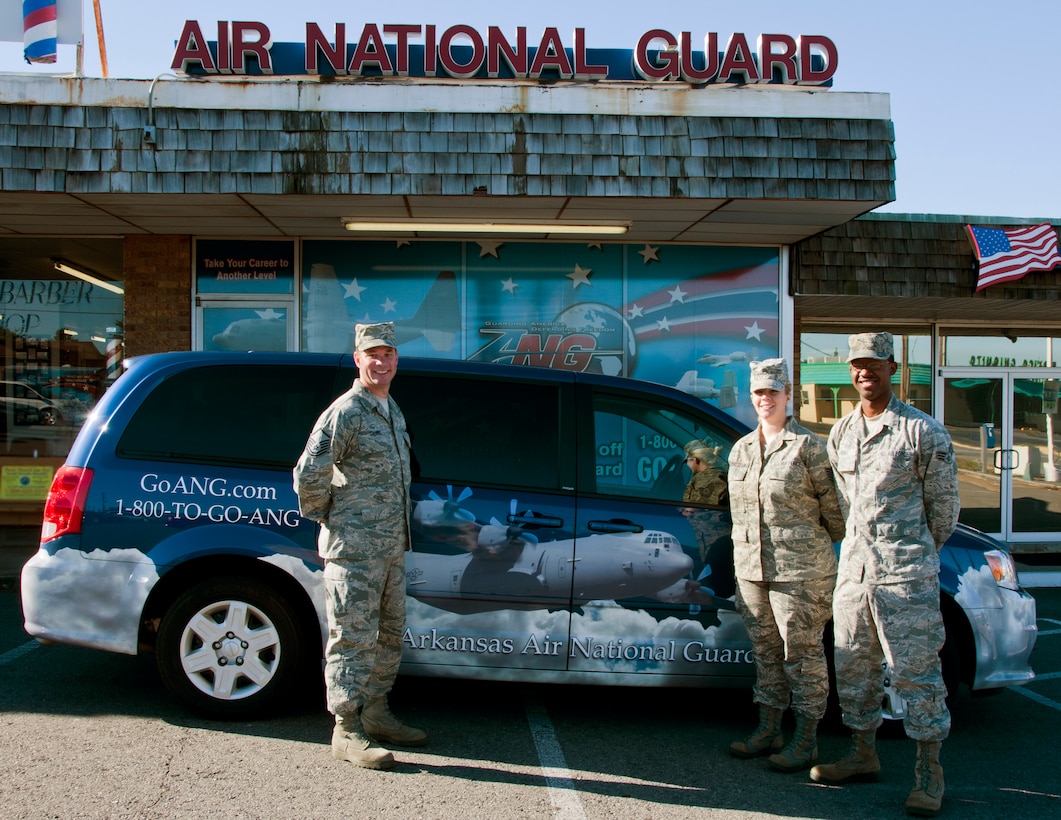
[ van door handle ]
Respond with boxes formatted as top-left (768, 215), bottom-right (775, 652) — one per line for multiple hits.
top-left (507, 513), bottom-right (564, 528)
top-left (587, 519), bottom-right (644, 534)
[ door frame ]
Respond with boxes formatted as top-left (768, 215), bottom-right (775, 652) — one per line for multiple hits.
top-left (937, 365), bottom-right (1061, 545)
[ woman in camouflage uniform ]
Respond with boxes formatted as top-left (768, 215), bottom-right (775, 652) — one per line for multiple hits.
top-left (727, 358), bottom-right (846, 772)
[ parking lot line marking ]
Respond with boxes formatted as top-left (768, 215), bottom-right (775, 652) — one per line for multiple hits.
top-left (524, 698), bottom-right (588, 820)
top-left (0, 640), bottom-right (39, 668)
top-left (1011, 686), bottom-right (1061, 712)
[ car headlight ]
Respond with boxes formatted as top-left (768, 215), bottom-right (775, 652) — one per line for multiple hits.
top-left (984, 549), bottom-right (1020, 591)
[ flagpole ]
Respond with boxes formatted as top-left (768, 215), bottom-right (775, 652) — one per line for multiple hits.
top-left (92, 0), bottom-right (107, 77)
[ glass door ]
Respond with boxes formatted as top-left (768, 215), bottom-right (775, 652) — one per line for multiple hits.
top-left (1011, 375), bottom-right (1061, 538)
top-left (940, 369), bottom-right (1061, 544)
top-left (942, 372), bottom-right (1005, 537)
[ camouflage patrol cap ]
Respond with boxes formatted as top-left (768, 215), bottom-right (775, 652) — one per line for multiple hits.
top-left (847, 331), bottom-right (894, 361)
top-left (749, 358), bottom-right (791, 392)
top-left (683, 439), bottom-right (719, 462)
top-left (354, 321), bottom-right (397, 351)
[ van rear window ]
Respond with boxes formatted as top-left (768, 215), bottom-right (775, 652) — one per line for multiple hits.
top-left (116, 364), bottom-right (337, 470)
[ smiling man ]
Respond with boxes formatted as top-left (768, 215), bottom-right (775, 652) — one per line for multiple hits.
top-left (815, 332), bottom-right (959, 818)
top-left (294, 321), bottom-right (427, 770)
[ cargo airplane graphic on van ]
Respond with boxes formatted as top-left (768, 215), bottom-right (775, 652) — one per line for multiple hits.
top-left (408, 489), bottom-right (697, 614)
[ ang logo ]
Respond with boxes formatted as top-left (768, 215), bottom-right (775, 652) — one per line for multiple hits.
top-left (470, 303), bottom-right (637, 376)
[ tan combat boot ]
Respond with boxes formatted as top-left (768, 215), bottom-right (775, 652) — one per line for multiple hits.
top-left (332, 712), bottom-right (395, 769)
top-left (362, 697), bottom-right (429, 747)
top-left (905, 740), bottom-right (944, 817)
top-left (768, 714), bottom-right (819, 773)
top-left (809, 728), bottom-right (881, 784)
top-left (729, 705), bottom-right (784, 758)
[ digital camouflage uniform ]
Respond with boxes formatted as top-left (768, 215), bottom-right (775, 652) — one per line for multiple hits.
top-left (682, 440), bottom-right (733, 597)
top-left (683, 469), bottom-right (729, 507)
top-left (729, 413), bottom-right (846, 719)
top-left (293, 376), bottom-right (413, 719)
top-left (827, 393), bottom-right (959, 742)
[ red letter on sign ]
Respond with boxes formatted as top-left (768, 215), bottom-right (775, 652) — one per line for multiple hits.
top-left (634, 29), bottom-right (678, 80)
top-left (350, 23), bottom-right (394, 75)
top-left (798, 35), bottom-right (838, 84)
top-left (719, 33), bottom-right (760, 83)
top-left (385, 24), bottom-right (422, 76)
top-left (530, 28), bottom-right (574, 79)
top-left (573, 28), bottom-right (607, 80)
top-left (439, 25), bottom-right (485, 79)
top-left (171, 20), bottom-right (217, 73)
top-left (231, 22), bottom-right (273, 74)
top-left (758, 34), bottom-right (797, 83)
top-left (680, 31), bottom-right (718, 83)
top-left (487, 26), bottom-right (527, 77)
top-left (306, 23), bottom-right (346, 74)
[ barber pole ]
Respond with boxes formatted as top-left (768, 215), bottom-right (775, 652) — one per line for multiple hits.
top-left (105, 338), bottom-right (123, 382)
top-left (23, 0), bottom-right (58, 64)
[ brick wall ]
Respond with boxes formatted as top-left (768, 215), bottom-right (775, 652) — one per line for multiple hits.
top-left (123, 236), bottom-right (192, 355)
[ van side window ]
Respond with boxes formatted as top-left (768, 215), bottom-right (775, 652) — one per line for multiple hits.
top-left (116, 365), bottom-right (337, 470)
top-left (591, 392), bottom-right (731, 502)
top-left (393, 374), bottom-right (561, 491)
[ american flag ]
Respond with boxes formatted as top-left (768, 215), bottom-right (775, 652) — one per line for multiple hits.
top-left (966, 222), bottom-right (1061, 292)
top-left (23, 0), bottom-right (57, 64)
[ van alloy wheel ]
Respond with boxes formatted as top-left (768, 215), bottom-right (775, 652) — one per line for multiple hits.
top-left (156, 577), bottom-right (306, 719)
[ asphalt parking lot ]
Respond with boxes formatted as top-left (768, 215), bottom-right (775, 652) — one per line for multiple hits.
top-left (1, 563), bottom-right (1059, 819)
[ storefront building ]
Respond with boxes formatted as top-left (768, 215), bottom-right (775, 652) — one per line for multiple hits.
top-left (1, 24), bottom-right (1059, 551)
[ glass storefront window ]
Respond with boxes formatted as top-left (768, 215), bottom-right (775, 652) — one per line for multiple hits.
top-left (0, 275), bottom-right (123, 459)
top-left (300, 239), bottom-right (783, 428)
top-left (941, 331), bottom-right (1059, 368)
top-left (799, 328), bottom-right (931, 435)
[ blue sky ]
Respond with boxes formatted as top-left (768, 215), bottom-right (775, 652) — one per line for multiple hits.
top-left (2, 0), bottom-right (1058, 220)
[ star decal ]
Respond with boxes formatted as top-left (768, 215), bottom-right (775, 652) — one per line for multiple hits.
top-left (256, 308), bottom-right (283, 320)
top-left (667, 285), bottom-right (687, 304)
top-left (638, 244), bottom-right (660, 264)
top-left (628, 303), bottom-right (644, 319)
top-left (381, 297), bottom-right (397, 313)
top-left (477, 241), bottom-right (503, 259)
top-left (567, 264), bottom-right (593, 289)
top-left (501, 277), bottom-right (519, 294)
top-left (745, 321), bottom-right (765, 341)
top-left (343, 279), bottom-right (366, 300)
top-left (656, 317), bottom-right (672, 332)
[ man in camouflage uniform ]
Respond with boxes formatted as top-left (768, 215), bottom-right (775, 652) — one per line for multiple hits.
top-left (293, 321), bottom-right (427, 770)
top-left (814, 332), bottom-right (959, 818)
top-left (726, 359), bottom-right (845, 773)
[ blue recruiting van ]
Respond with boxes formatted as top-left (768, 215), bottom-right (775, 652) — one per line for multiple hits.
top-left (21, 352), bottom-right (1037, 718)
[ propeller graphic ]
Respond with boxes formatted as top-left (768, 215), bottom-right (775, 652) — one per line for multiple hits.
top-left (426, 485), bottom-right (475, 522)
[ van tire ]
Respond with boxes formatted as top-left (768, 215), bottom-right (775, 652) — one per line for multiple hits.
top-left (156, 577), bottom-right (305, 719)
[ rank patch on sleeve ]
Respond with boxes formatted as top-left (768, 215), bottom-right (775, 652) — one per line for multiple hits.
top-left (307, 428), bottom-right (331, 457)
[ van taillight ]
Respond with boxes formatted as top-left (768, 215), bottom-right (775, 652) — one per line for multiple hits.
top-left (41, 466), bottom-right (93, 542)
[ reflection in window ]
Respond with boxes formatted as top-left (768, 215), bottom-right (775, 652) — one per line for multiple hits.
top-left (0, 278), bottom-right (123, 456)
top-left (941, 332), bottom-right (1058, 368)
top-left (800, 329), bottom-right (931, 437)
top-left (592, 392), bottom-right (730, 502)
